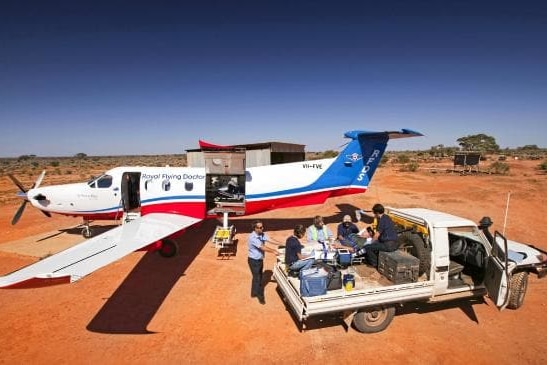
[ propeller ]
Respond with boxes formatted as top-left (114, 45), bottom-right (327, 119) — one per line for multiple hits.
top-left (8, 170), bottom-right (51, 225)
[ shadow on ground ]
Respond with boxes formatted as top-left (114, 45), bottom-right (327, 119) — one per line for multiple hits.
top-left (86, 219), bottom-right (218, 334)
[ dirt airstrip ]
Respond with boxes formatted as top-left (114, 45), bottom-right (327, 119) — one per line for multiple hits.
top-left (1, 160), bottom-right (547, 364)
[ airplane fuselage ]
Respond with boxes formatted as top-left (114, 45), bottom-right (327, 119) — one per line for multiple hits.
top-left (26, 157), bottom-right (367, 221)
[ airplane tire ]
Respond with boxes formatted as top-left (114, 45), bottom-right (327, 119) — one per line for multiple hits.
top-left (158, 239), bottom-right (178, 258)
top-left (82, 227), bottom-right (93, 238)
top-left (352, 305), bottom-right (396, 333)
top-left (507, 271), bottom-right (528, 310)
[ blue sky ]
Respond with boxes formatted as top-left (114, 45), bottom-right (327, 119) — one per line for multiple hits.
top-left (1, 1), bottom-right (546, 157)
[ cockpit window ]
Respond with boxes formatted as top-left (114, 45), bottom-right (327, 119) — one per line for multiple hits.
top-left (88, 174), bottom-right (113, 188)
top-left (97, 175), bottom-right (113, 188)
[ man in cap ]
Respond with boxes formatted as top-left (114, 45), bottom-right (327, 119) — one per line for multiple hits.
top-left (337, 215), bottom-right (360, 246)
top-left (478, 216), bottom-right (494, 245)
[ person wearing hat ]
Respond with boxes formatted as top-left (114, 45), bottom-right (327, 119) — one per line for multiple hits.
top-left (337, 215), bottom-right (360, 246)
top-left (478, 216), bottom-right (494, 245)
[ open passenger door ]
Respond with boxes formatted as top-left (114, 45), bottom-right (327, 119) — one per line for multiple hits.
top-left (484, 231), bottom-right (510, 310)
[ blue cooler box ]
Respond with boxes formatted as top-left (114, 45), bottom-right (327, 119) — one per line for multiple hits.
top-left (299, 268), bottom-right (328, 297)
top-left (337, 248), bottom-right (352, 266)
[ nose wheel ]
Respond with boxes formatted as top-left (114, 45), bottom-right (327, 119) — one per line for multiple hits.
top-left (81, 220), bottom-right (93, 238)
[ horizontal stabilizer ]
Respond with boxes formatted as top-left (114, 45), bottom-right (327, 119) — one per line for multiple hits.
top-left (0, 213), bottom-right (201, 289)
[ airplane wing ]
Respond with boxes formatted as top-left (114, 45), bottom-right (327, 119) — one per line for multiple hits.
top-left (0, 213), bottom-right (202, 289)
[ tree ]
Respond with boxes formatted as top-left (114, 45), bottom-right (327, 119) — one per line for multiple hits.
top-left (456, 134), bottom-right (499, 153)
top-left (517, 145), bottom-right (539, 150)
top-left (75, 152), bottom-right (87, 159)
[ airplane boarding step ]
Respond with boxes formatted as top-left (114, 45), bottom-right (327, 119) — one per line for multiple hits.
top-left (0, 213), bottom-right (200, 288)
top-left (123, 211), bottom-right (141, 224)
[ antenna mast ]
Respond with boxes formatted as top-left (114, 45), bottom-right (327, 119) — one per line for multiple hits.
top-left (503, 191), bottom-right (511, 235)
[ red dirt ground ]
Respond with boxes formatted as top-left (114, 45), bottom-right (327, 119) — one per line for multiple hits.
top-left (1, 161), bottom-right (546, 364)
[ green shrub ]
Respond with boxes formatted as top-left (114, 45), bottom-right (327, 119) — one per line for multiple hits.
top-left (401, 162), bottom-right (419, 172)
top-left (540, 160), bottom-right (547, 172)
top-left (50, 161), bottom-right (60, 167)
top-left (396, 154), bottom-right (410, 164)
top-left (489, 161), bottom-right (510, 175)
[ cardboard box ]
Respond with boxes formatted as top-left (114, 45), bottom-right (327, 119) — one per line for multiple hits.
top-left (378, 251), bottom-right (420, 284)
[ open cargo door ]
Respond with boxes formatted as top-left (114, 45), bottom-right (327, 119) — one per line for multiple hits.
top-left (204, 149), bottom-right (246, 216)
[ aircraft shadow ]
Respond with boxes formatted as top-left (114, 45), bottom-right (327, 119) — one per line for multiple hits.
top-left (85, 202), bottom-right (361, 334)
top-left (86, 219), bottom-right (218, 334)
top-left (37, 224), bottom-right (120, 242)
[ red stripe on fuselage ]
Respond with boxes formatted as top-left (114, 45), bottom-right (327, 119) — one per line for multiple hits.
top-left (54, 187), bottom-right (367, 221)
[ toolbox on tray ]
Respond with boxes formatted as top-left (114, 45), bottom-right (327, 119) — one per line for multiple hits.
top-left (378, 251), bottom-right (420, 284)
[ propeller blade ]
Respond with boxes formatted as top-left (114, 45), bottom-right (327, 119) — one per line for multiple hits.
top-left (32, 170), bottom-right (46, 189)
top-left (12, 201), bottom-right (28, 225)
top-left (41, 210), bottom-right (52, 218)
top-left (8, 174), bottom-right (27, 193)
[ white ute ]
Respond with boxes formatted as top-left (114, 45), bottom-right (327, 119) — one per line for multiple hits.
top-left (273, 207), bottom-right (547, 333)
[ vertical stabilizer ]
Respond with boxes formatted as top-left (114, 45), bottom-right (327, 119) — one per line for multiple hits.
top-left (312, 129), bottom-right (423, 191)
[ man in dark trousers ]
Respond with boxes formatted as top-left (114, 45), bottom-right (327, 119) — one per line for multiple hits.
top-left (247, 220), bottom-right (277, 305)
top-left (364, 203), bottom-right (399, 267)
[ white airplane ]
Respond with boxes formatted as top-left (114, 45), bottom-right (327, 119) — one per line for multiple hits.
top-left (1, 129), bottom-right (422, 288)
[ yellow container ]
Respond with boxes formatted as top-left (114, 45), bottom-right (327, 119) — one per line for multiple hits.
top-left (343, 274), bottom-right (355, 291)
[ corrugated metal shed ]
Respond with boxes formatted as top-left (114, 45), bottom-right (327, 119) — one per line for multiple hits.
top-left (186, 141), bottom-right (305, 168)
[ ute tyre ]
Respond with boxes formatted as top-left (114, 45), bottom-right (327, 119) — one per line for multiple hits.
top-left (158, 239), bottom-right (178, 258)
top-left (352, 306), bottom-right (396, 333)
top-left (399, 232), bottom-right (430, 277)
top-left (507, 271), bottom-right (528, 309)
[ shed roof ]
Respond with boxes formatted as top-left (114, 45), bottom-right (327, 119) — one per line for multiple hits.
top-left (186, 141), bottom-right (305, 153)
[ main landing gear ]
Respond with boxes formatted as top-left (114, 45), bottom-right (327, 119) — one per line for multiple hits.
top-left (158, 239), bottom-right (179, 258)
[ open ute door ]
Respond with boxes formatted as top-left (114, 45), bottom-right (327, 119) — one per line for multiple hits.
top-left (484, 231), bottom-right (511, 310)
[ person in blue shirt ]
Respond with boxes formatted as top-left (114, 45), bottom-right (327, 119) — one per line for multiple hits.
top-left (333, 214), bottom-right (374, 256)
top-left (247, 220), bottom-right (278, 305)
top-left (285, 225), bottom-right (314, 272)
top-left (364, 204), bottom-right (399, 267)
top-left (337, 215), bottom-right (360, 246)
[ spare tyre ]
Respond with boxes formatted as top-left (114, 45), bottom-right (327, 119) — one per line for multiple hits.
top-left (398, 232), bottom-right (430, 277)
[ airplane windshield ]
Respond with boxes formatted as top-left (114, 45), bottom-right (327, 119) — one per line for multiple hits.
top-left (87, 174), bottom-right (113, 188)
top-left (97, 175), bottom-right (113, 188)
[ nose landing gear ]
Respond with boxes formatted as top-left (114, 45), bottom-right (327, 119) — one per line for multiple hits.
top-left (81, 220), bottom-right (93, 238)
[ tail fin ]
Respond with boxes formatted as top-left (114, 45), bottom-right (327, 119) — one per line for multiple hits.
top-left (315, 129), bottom-right (423, 191)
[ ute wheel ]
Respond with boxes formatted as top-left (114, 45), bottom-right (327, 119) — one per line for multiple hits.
top-left (398, 232), bottom-right (430, 277)
top-left (507, 271), bottom-right (529, 309)
top-left (158, 239), bottom-right (178, 258)
top-left (353, 305), bottom-right (396, 333)
top-left (82, 227), bottom-right (93, 238)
